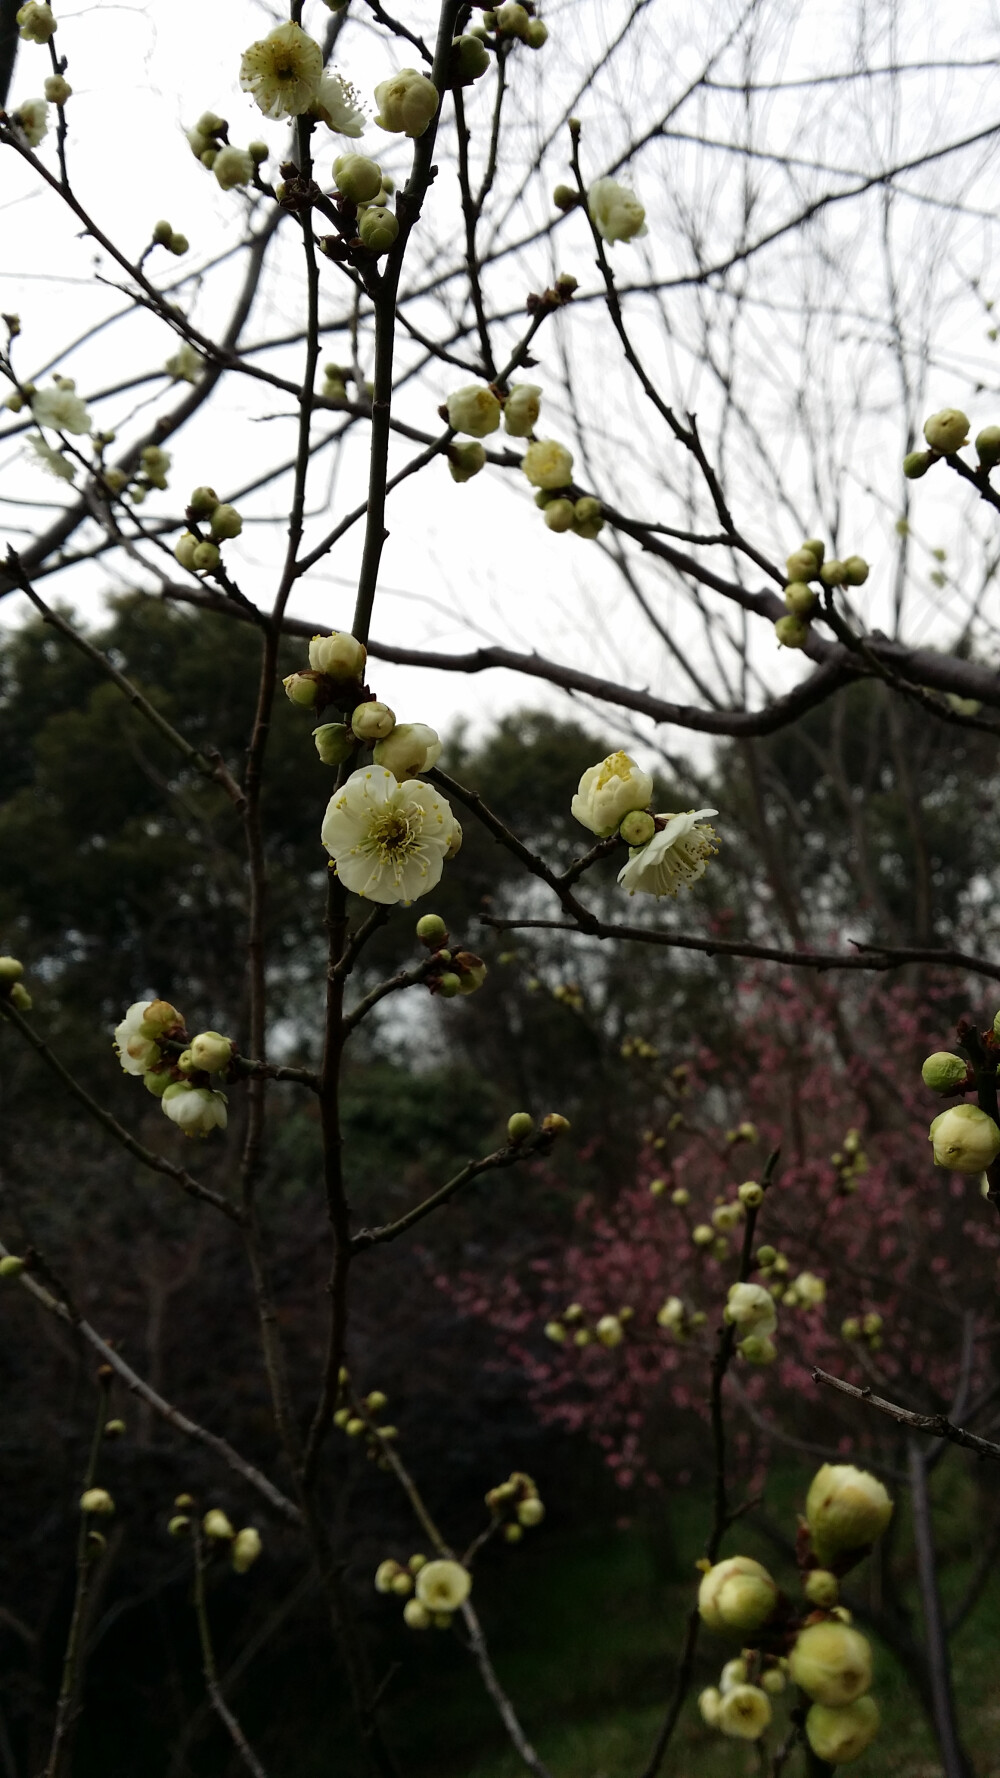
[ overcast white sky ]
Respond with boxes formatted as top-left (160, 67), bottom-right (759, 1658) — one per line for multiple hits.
top-left (3, 0), bottom-right (1000, 760)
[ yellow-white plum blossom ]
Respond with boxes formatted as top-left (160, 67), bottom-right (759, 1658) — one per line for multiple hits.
top-left (239, 23), bottom-right (323, 119)
top-left (503, 383), bottom-right (542, 437)
top-left (31, 383), bottom-right (91, 433)
top-left (588, 176), bottom-right (647, 244)
top-left (13, 97), bottom-right (48, 145)
top-left (725, 1281), bottom-right (777, 1338)
top-left (521, 438), bottom-right (573, 489)
top-left (161, 1082), bottom-right (228, 1138)
top-left (313, 71), bottom-right (365, 135)
top-left (929, 1103), bottom-right (1000, 1173)
top-left (446, 385), bottom-right (501, 437)
top-left (414, 1559), bottom-right (471, 1612)
top-left (373, 68), bottom-right (439, 137)
top-left (213, 146), bottom-right (254, 190)
top-left (372, 723), bottom-right (442, 777)
top-left (717, 1685), bottom-right (772, 1741)
top-left (618, 809), bottom-right (719, 898)
top-left (114, 1001), bottom-right (162, 1075)
top-left (27, 435), bottom-right (75, 480)
top-left (321, 767), bottom-right (458, 905)
top-left (571, 752), bottom-right (653, 837)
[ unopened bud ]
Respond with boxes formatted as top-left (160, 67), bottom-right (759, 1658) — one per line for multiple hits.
top-left (698, 1556), bottom-right (778, 1633)
top-left (81, 1489), bottom-right (115, 1516)
top-left (334, 153), bottom-right (383, 204)
top-left (921, 1051), bottom-right (968, 1093)
top-left (804, 1568), bottom-right (839, 1608)
top-left (619, 809), bottom-right (655, 846)
top-left (541, 1113), bottom-right (570, 1135)
top-left (314, 723), bottom-right (354, 766)
top-left (192, 541), bottom-right (220, 571)
top-left (923, 408), bottom-right (969, 453)
top-left (232, 1527), bottom-right (262, 1572)
top-left (103, 1418), bottom-right (126, 1438)
top-left (841, 555), bottom-right (869, 586)
top-left (552, 184), bottom-right (578, 211)
top-left (788, 1620), bottom-right (873, 1707)
top-left (448, 440), bottom-right (487, 483)
top-left (168, 1514), bottom-right (191, 1536)
top-left (976, 424), bottom-right (1000, 469)
top-left (507, 1111), bottom-right (534, 1142)
top-left (784, 581), bottom-right (816, 616)
top-left (203, 1509), bottom-right (235, 1540)
top-left (903, 449), bottom-right (934, 479)
top-left (806, 1464), bottom-right (893, 1564)
top-left (738, 1180), bottom-right (763, 1207)
top-left (775, 613), bottom-right (809, 648)
top-left (0, 1256), bottom-right (26, 1278)
top-left (209, 502), bottom-right (242, 540)
top-left (352, 701), bottom-right (395, 741)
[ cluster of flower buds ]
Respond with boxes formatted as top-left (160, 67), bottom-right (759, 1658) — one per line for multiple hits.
top-left (331, 154), bottom-right (399, 254)
top-left (543, 1300), bottom-right (631, 1348)
top-left (174, 486), bottom-right (243, 574)
top-left (905, 407), bottom-right (1000, 479)
top-left (380, 1556), bottom-right (471, 1630)
top-left (840, 1309), bottom-right (883, 1350)
top-left (78, 1485), bottom-right (115, 1556)
top-left (921, 1014), bottom-right (1000, 1174)
top-left (726, 1121), bottom-right (758, 1147)
top-left (414, 913), bottom-right (488, 999)
top-left (656, 1294), bottom-right (706, 1342)
top-left (725, 1280), bottom-right (778, 1364)
top-left (474, 4), bottom-right (548, 49)
top-left (0, 954), bottom-right (33, 1014)
top-left (551, 980), bottom-right (584, 1011)
top-left (829, 1126), bottom-right (868, 1195)
top-left (151, 218), bottom-right (189, 256)
top-left (113, 999), bottom-right (231, 1139)
top-left (620, 1035), bottom-right (659, 1060)
top-left (331, 1372), bottom-right (399, 1466)
top-left (484, 1471), bottom-right (545, 1541)
top-left (775, 537), bottom-right (869, 650)
top-left (696, 1463), bottom-right (891, 1761)
top-left (123, 444), bottom-right (172, 503)
top-left (168, 1498), bottom-right (261, 1572)
top-left (185, 112), bottom-right (265, 191)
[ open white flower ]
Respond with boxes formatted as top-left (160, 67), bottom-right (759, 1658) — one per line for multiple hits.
top-left (571, 751), bottom-right (653, 836)
top-left (161, 1082), bottom-right (228, 1138)
top-left (618, 809), bottom-right (718, 898)
top-left (14, 97), bottom-right (48, 146)
top-left (321, 767), bottom-right (457, 905)
top-left (414, 1559), bottom-right (471, 1613)
top-left (313, 71), bottom-right (365, 135)
top-left (113, 1001), bottom-right (161, 1075)
top-left (213, 145), bottom-right (254, 190)
top-left (31, 384), bottom-right (91, 434)
top-left (27, 434), bottom-right (75, 481)
top-left (588, 176), bottom-right (647, 244)
top-left (239, 22), bottom-right (323, 119)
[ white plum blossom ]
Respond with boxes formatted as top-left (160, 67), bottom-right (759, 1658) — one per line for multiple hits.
top-left (618, 808), bottom-right (719, 898)
top-left (114, 1001), bottom-right (161, 1075)
top-left (372, 723), bottom-right (442, 777)
top-left (321, 767), bottom-right (458, 905)
top-left (14, 97), bottom-right (48, 146)
top-left (446, 385), bottom-right (501, 438)
top-left (17, 3), bottom-right (56, 44)
top-left (213, 146), bottom-right (254, 190)
top-left (31, 383), bottom-right (91, 434)
top-left (161, 1082), bottom-right (228, 1138)
top-left (373, 68), bottom-right (439, 138)
top-left (503, 383), bottom-right (542, 437)
top-left (414, 1559), bottom-right (471, 1612)
top-left (725, 1281), bottom-right (777, 1338)
top-left (520, 438), bottom-right (573, 489)
top-left (313, 71), bottom-right (366, 135)
top-left (571, 751), bottom-right (654, 837)
top-left (239, 23), bottom-right (323, 119)
top-left (588, 176), bottom-right (647, 244)
top-left (27, 434), bottom-right (75, 481)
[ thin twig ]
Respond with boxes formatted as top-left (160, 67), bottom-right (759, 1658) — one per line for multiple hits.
top-left (812, 1370), bottom-right (1000, 1460)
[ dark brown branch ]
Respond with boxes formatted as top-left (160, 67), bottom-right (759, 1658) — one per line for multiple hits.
top-left (812, 1370), bottom-right (1000, 1460)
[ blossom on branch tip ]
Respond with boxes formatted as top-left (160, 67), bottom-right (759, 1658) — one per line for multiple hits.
top-left (617, 809), bottom-right (719, 899)
top-left (321, 767), bottom-right (458, 905)
top-left (161, 1082), bottom-right (228, 1138)
top-left (313, 72), bottom-right (365, 135)
top-left (587, 177), bottom-right (646, 244)
top-left (929, 1102), bottom-right (1000, 1173)
top-left (16, 2), bottom-right (56, 42)
top-left (239, 23), bottom-right (323, 119)
top-left (571, 751), bottom-right (653, 837)
top-left (373, 68), bottom-right (439, 138)
top-left (414, 1559), bottom-right (471, 1612)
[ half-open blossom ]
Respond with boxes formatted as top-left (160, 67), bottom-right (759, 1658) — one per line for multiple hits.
top-left (788, 1621), bottom-right (873, 1707)
top-left (571, 751), bottom-right (653, 836)
top-left (161, 1082), bottom-right (228, 1138)
top-left (698, 1556), bottom-right (777, 1633)
top-left (618, 809), bottom-right (718, 898)
top-left (321, 767), bottom-right (458, 905)
top-left (414, 1559), bottom-right (471, 1612)
top-left (239, 23), bottom-right (323, 119)
top-left (725, 1281), bottom-right (777, 1338)
top-left (588, 176), bottom-right (646, 244)
top-left (521, 438), bottom-right (573, 489)
top-left (27, 434), bottom-right (75, 480)
top-left (114, 1001), bottom-right (161, 1075)
top-left (31, 383), bottom-right (91, 434)
top-left (13, 97), bottom-right (48, 146)
top-left (373, 68), bottom-right (439, 137)
top-left (373, 723), bottom-right (442, 777)
top-left (313, 71), bottom-right (365, 135)
top-left (717, 1685), bottom-right (772, 1741)
top-left (17, 2), bottom-right (56, 43)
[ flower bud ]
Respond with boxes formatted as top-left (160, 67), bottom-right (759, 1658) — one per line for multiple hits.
top-left (0, 1256), bottom-right (26, 1278)
top-left (541, 1113), bottom-right (570, 1135)
top-left (192, 541), bottom-right (220, 571)
top-left (841, 555), bottom-right (869, 586)
top-left (359, 206), bottom-right (399, 255)
top-left (373, 68), bottom-right (440, 138)
top-left (203, 1508), bottom-right (235, 1540)
top-left (784, 581), bottom-right (817, 615)
top-left (806, 1464), bottom-right (893, 1563)
top-left (44, 73), bottom-right (72, 104)
top-left (921, 1051), bottom-right (968, 1093)
top-left (929, 1103), bottom-right (1000, 1173)
top-left (81, 1489), bottom-right (115, 1516)
top-left (762, 1668), bottom-right (786, 1695)
top-left (232, 1527), bottom-right (262, 1572)
top-left (720, 1657), bottom-right (747, 1692)
top-left (805, 1696), bottom-right (879, 1764)
top-left (453, 33), bottom-right (491, 82)
top-left (375, 1559), bottom-right (401, 1593)
top-left (448, 440), bottom-right (487, 482)
top-left (786, 548), bottom-right (820, 580)
top-left (334, 153), bottom-right (383, 204)
top-left (789, 1621), bottom-right (872, 1707)
top-left (0, 957), bottom-right (24, 982)
top-left (16, 3), bottom-right (57, 43)
top-left (544, 1320), bottom-right (566, 1342)
top-left (817, 560), bottom-right (848, 587)
top-left (507, 1111), bottom-right (534, 1142)
top-left (738, 1180), bottom-right (763, 1207)
top-left (552, 183), bottom-right (578, 211)
top-left (698, 1687), bottom-right (722, 1726)
top-left (572, 495), bottom-right (604, 539)
top-left (174, 532), bottom-right (200, 570)
top-left (595, 1314), bottom-right (624, 1348)
top-left (213, 146), bottom-right (254, 190)
top-left (169, 233), bottom-right (189, 255)
top-left (903, 449), bottom-right (934, 479)
top-left (692, 1223), bottom-right (713, 1246)
top-left (189, 485), bottom-right (220, 516)
top-left (446, 384), bottom-right (501, 438)
top-left (313, 723), bottom-right (355, 766)
top-left (923, 408), bottom-right (969, 453)
top-left (188, 1030), bottom-right (233, 1074)
top-left (352, 700), bottom-right (396, 741)
top-left (542, 498), bottom-right (575, 532)
top-left (976, 424), bottom-right (1000, 470)
top-left (168, 1514), bottom-right (190, 1536)
top-left (671, 1187), bottom-right (689, 1206)
top-left (414, 915), bottom-right (447, 949)
top-left (373, 722), bottom-right (441, 776)
top-left (775, 614), bottom-right (809, 648)
top-left (209, 502), bottom-right (242, 539)
top-left (503, 383), bottom-right (541, 437)
top-left (738, 1334), bottom-right (777, 1364)
top-left (619, 809), bottom-right (656, 846)
top-left (403, 1598), bottom-right (432, 1629)
top-left (521, 438), bottom-right (573, 489)
top-left (712, 1203), bottom-right (742, 1232)
top-left (309, 631), bottom-right (367, 679)
top-left (698, 1556), bottom-right (778, 1633)
top-left (104, 1418), bottom-right (126, 1438)
top-left (495, 1), bottom-right (530, 36)
top-left (525, 18), bottom-right (547, 46)
top-left (415, 1558), bottom-right (471, 1612)
top-left (437, 972), bottom-right (462, 997)
top-left (717, 1684), bottom-right (772, 1741)
top-left (804, 1569), bottom-right (839, 1608)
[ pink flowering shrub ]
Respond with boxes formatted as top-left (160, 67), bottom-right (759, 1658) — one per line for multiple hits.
top-left (444, 974), bottom-right (1000, 1484)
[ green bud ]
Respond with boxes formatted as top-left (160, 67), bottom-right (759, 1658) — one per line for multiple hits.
top-left (619, 809), bottom-right (656, 846)
top-left (802, 537), bottom-right (825, 565)
top-left (923, 408), bottom-right (969, 453)
top-left (209, 502), bottom-right (242, 539)
top-left (786, 548), bottom-right (820, 580)
top-left (192, 541), bottom-right (220, 571)
top-left (448, 441), bottom-right (486, 483)
top-left (805, 1696), bottom-right (880, 1765)
top-left (333, 153), bottom-right (383, 204)
top-left (921, 1051), bottom-right (968, 1094)
top-left (143, 1068), bottom-right (175, 1098)
top-left (104, 1418), bottom-right (126, 1438)
top-left (437, 972), bottom-right (463, 997)
top-left (552, 183), bottom-right (578, 211)
top-left (313, 723), bottom-right (354, 766)
top-left (174, 532), bottom-right (199, 570)
top-left (168, 233), bottom-right (189, 256)
top-left (359, 207), bottom-right (399, 255)
top-left (775, 614), bottom-right (809, 648)
top-left (249, 141), bottom-right (269, 162)
top-left (784, 581), bottom-right (817, 615)
top-left (453, 33), bottom-right (491, 81)
top-left (542, 498), bottom-right (575, 532)
top-left (0, 957), bottom-right (24, 982)
top-left (284, 671), bottom-right (321, 709)
top-left (0, 1256), bottom-right (26, 1278)
top-left (507, 1111), bottom-right (534, 1142)
top-left (819, 559), bottom-right (847, 585)
top-left (416, 914), bottom-right (448, 946)
top-left (976, 425), bottom-right (1000, 470)
top-left (525, 18), bottom-right (548, 46)
top-left (841, 555), bottom-right (869, 585)
top-left (804, 1568), bottom-right (839, 1608)
top-left (189, 485), bottom-right (220, 516)
top-left (572, 496), bottom-right (603, 539)
top-left (152, 219), bottom-right (174, 246)
top-left (9, 983), bottom-right (31, 1011)
top-left (903, 449), bottom-right (934, 479)
top-left (756, 1245), bottom-right (776, 1266)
